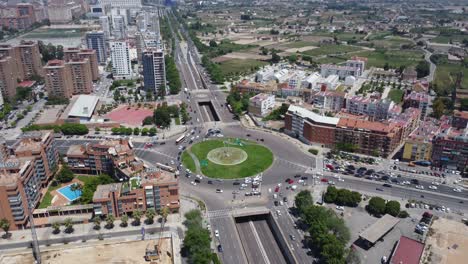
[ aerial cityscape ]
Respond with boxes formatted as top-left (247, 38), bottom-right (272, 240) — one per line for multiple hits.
top-left (0, 0), bottom-right (467, 263)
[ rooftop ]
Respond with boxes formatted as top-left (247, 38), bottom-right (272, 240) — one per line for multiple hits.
top-left (337, 118), bottom-right (398, 134)
top-left (288, 105), bottom-right (340, 126)
top-left (359, 214), bottom-right (400, 244)
top-left (408, 119), bottom-right (440, 143)
top-left (250, 93), bottom-right (274, 103)
top-left (66, 144), bottom-right (85, 156)
top-left (0, 157), bottom-right (33, 186)
top-left (93, 183), bottom-right (122, 201)
top-left (68, 95), bottom-right (99, 118)
top-left (454, 110), bottom-right (468, 120)
top-left (405, 91), bottom-right (429, 103)
top-left (390, 236), bottom-right (425, 264)
top-left (141, 170), bottom-right (178, 186)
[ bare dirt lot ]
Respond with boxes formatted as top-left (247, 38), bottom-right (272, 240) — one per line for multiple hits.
top-left (425, 218), bottom-right (468, 264)
top-left (1, 238), bottom-right (172, 264)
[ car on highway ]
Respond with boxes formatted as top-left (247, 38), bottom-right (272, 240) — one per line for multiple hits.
top-left (289, 234), bottom-right (296, 241)
top-left (207, 180), bottom-right (213, 184)
top-left (415, 185), bottom-right (424, 190)
top-left (453, 188), bottom-right (462, 193)
top-left (376, 187), bottom-right (384, 191)
top-left (328, 181), bottom-right (336, 185)
top-left (233, 181), bottom-right (240, 185)
top-left (383, 183), bottom-right (392, 188)
top-left (217, 244), bottom-right (223, 252)
top-left (428, 185), bottom-right (438, 190)
top-left (431, 181), bottom-right (440, 186)
top-left (216, 189), bottom-right (223, 193)
top-left (215, 230), bottom-right (219, 237)
top-left (190, 181), bottom-right (197, 186)
top-left (274, 186), bottom-right (280, 192)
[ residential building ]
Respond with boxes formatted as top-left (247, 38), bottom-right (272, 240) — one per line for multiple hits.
top-left (311, 90), bottom-right (346, 112)
top-left (287, 71), bottom-right (306, 89)
top-left (403, 91), bottom-right (430, 120)
top-left (16, 41), bottom-right (43, 80)
top-left (234, 80), bottom-right (278, 95)
top-left (255, 67), bottom-right (276, 83)
top-left (335, 118), bottom-right (403, 157)
top-left (47, 0), bottom-right (86, 24)
top-left (86, 31), bottom-right (107, 64)
top-left (321, 59), bottom-right (365, 79)
top-left (389, 108), bottom-right (421, 139)
top-left (0, 44), bottom-right (24, 81)
top-left (346, 96), bottom-right (395, 121)
top-left (389, 236), bottom-right (425, 264)
top-left (452, 110), bottom-right (468, 129)
top-left (64, 48), bottom-right (100, 82)
top-left (248, 93), bottom-right (275, 117)
top-left (402, 67), bottom-right (417, 82)
top-left (431, 127), bottom-right (468, 171)
top-left (402, 119), bottom-right (440, 161)
top-left (0, 157), bottom-right (39, 230)
top-left (67, 58), bottom-right (93, 95)
top-left (0, 55), bottom-right (18, 101)
top-left (141, 170), bottom-right (180, 212)
top-left (101, 0), bottom-right (142, 8)
top-left (142, 48), bottom-right (166, 96)
top-left (316, 75), bottom-right (340, 91)
top-left (99, 15), bottom-right (111, 39)
top-left (112, 15), bottom-right (126, 39)
top-left (284, 105), bottom-right (339, 147)
top-left (43, 60), bottom-right (73, 99)
top-left (301, 72), bottom-right (321, 89)
top-left (0, 3), bottom-right (37, 30)
top-left (13, 131), bottom-right (59, 187)
top-left (110, 41), bottom-right (132, 79)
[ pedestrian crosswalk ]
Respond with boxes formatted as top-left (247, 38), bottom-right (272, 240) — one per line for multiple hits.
top-left (275, 158), bottom-right (310, 171)
top-left (206, 209), bottom-right (232, 219)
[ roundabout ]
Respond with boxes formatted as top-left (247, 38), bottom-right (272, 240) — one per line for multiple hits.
top-left (181, 138), bottom-right (274, 179)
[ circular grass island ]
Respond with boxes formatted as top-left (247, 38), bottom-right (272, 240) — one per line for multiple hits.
top-left (181, 138), bottom-right (274, 179)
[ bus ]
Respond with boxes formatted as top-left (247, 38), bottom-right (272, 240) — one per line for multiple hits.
top-left (175, 134), bottom-right (186, 144)
top-left (156, 162), bottom-right (175, 173)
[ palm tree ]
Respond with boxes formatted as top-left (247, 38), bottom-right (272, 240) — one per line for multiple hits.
top-left (132, 209), bottom-right (142, 226)
top-left (63, 218), bottom-right (74, 234)
top-left (145, 208), bottom-right (156, 225)
top-left (70, 183), bottom-right (83, 197)
top-left (51, 221), bottom-right (61, 234)
top-left (0, 218), bottom-right (10, 239)
top-left (160, 207), bottom-right (169, 226)
top-left (93, 216), bottom-right (101, 230)
top-left (120, 214), bottom-right (129, 228)
top-left (105, 215), bottom-right (115, 229)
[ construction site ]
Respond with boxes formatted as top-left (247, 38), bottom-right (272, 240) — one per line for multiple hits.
top-left (1, 236), bottom-right (174, 264)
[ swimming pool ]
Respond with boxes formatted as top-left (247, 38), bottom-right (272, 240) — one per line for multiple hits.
top-left (57, 184), bottom-right (82, 201)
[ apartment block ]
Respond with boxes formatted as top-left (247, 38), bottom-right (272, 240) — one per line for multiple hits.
top-left (43, 60), bottom-right (73, 99)
top-left (0, 3), bottom-right (37, 30)
top-left (321, 58), bottom-right (366, 79)
top-left (112, 15), bottom-right (126, 39)
top-left (110, 41), bottom-right (132, 79)
top-left (335, 118), bottom-right (403, 157)
top-left (346, 95), bottom-right (395, 121)
top-left (13, 131), bottom-right (59, 187)
top-left (452, 110), bottom-right (468, 129)
top-left (311, 90), bottom-right (346, 112)
top-left (99, 15), bottom-right (111, 39)
top-left (0, 157), bottom-right (39, 230)
top-left (248, 93), bottom-right (275, 117)
top-left (0, 55), bottom-right (18, 101)
top-left (86, 31), bottom-right (107, 64)
top-left (92, 170), bottom-right (179, 218)
top-left (431, 127), bottom-right (468, 171)
top-left (402, 119), bottom-right (440, 161)
top-left (403, 91), bottom-right (429, 120)
top-left (0, 44), bottom-right (24, 81)
top-left (67, 58), bottom-right (93, 95)
top-left (17, 41), bottom-right (43, 80)
top-left (142, 48), bottom-right (166, 96)
top-left (284, 105), bottom-right (339, 147)
top-left (64, 48), bottom-right (100, 81)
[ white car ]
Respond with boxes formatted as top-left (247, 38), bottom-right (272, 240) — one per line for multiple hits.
top-left (190, 181), bottom-right (197, 186)
top-left (336, 206), bottom-right (345, 211)
top-left (453, 188), bottom-right (462, 193)
top-left (216, 189), bottom-right (223, 193)
top-left (431, 181), bottom-right (440, 186)
top-left (338, 178), bottom-right (345, 182)
top-left (214, 230), bottom-right (219, 237)
top-left (428, 185), bottom-right (438, 190)
top-left (333, 174), bottom-right (339, 178)
top-left (217, 134), bottom-right (224, 138)
top-left (415, 185), bottom-right (424, 190)
top-left (298, 179), bottom-right (304, 183)
top-left (328, 181), bottom-right (336, 185)
top-left (276, 210), bottom-right (282, 216)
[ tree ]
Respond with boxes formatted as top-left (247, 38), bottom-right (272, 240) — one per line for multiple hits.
top-left (93, 216), bottom-right (101, 230)
top-left (51, 221), bottom-right (61, 234)
top-left (324, 186), bottom-right (338, 203)
top-left (366, 197), bottom-right (386, 217)
top-left (153, 105), bottom-right (171, 128)
top-left (295, 190), bottom-right (313, 213)
top-left (432, 98), bottom-right (446, 118)
top-left (142, 116), bottom-right (153, 125)
top-left (56, 164), bottom-right (74, 183)
top-left (132, 209), bottom-right (142, 226)
top-left (63, 218), bottom-right (74, 234)
top-left (141, 127), bottom-right (149, 136)
top-left (385, 200), bottom-right (401, 217)
top-left (70, 183), bottom-right (82, 197)
top-left (209, 39), bottom-right (217, 47)
top-left (0, 218), bottom-right (10, 238)
top-left (271, 52), bottom-right (281, 63)
top-left (260, 46), bottom-right (269, 55)
top-left (288, 54), bottom-right (297, 63)
top-left (105, 215), bottom-right (115, 229)
top-left (120, 214), bottom-right (129, 227)
top-left (415, 61), bottom-right (430, 78)
top-left (149, 127), bottom-right (157, 136)
top-left (133, 127), bottom-right (140, 135)
top-left (383, 62), bottom-right (390, 71)
top-left (145, 208), bottom-right (156, 224)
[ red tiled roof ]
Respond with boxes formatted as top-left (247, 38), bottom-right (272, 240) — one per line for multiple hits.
top-left (390, 236), bottom-right (424, 264)
top-left (18, 80), bottom-right (36, 88)
top-left (337, 118), bottom-right (397, 133)
top-left (454, 110), bottom-right (468, 119)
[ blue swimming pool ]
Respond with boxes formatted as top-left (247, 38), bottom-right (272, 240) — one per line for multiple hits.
top-left (57, 184), bottom-right (82, 201)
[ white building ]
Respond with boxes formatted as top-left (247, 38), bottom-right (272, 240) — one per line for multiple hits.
top-left (321, 59), bottom-right (366, 79)
top-left (248, 93), bottom-right (276, 117)
top-left (316, 75), bottom-right (340, 90)
top-left (112, 15), bottom-right (126, 39)
top-left (287, 71), bottom-right (306, 89)
top-left (255, 67), bottom-right (275, 83)
top-left (301, 72), bottom-right (321, 89)
top-left (102, 0), bottom-right (142, 8)
top-left (345, 96), bottom-right (394, 121)
top-left (99, 16), bottom-right (111, 39)
top-left (110, 41), bottom-right (132, 79)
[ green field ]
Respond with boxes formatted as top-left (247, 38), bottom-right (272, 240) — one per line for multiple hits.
top-left (388, 89), bottom-right (404, 104)
top-left (183, 139), bottom-right (274, 179)
top-left (302, 44), bottom-right (363, 57)
top-left (431, 34), bottom-right (468, 44)
top-left (370, 37), bottom-right (414, 49)
top-left (38, 184), bottom-right (60, 209)
top-left (434, 63), bottom-right (468, 92)
top-left (284, 41), bottom-right (319, 48)
top-left (348, 49), bottom-right (425, 68)
top-left (181, 151), bottom-right (196, 173)
top-left (23, 28), bottom-right (85, 39)
top-left (313, 31), bottom-right (367, 42)
top-left (218, 59), bottom-right (268, 76)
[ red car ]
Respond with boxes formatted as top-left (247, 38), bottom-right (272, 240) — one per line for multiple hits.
top-left (320, 178), bottom-right (329, 183)
top-left (275, 186), bottom-right (280, 192)
top-left (287, 179), bottom-right (294, 184)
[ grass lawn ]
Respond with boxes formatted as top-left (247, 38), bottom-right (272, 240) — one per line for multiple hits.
top-left (388, 89), bottom-right (404, 104)
top-left (313, 31), bottom-right (367, 42)
top-left (302, 44), bottom-right (363, 57)
top-left (370, 36), bottom-right (414, 49)
top-left (130, 178), bottom-right (140, 189)
top-left (38, 184), bottom-right (60, 209)
top-left (434, 63), bottom-right (468, 92)
top-left (24, 28), bottom-right (84, 39)
top-left (315, 56), bottom-right (348, 64)
top-left (181, 151), bottom-right (196, 173)
top-left (431, 34), bottom-right (468, 44)
top-left (174, 117), bottom-right (181, 125)
top-left (347, 49), bottom-right (425, 68)
top-left (218, 59), bottom-right (268, 76)
top-left (185, 139), bottom-right (273, 179)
